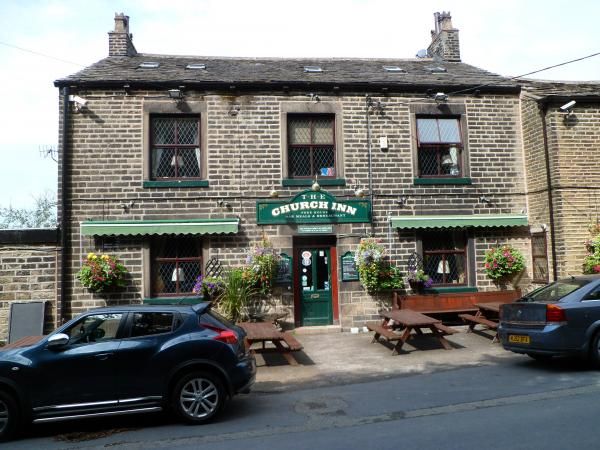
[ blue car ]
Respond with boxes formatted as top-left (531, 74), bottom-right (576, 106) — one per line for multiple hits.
top-left (0, 303), bottom-right (256, 441)
top-left (499, 275), bottom-right (600, 363)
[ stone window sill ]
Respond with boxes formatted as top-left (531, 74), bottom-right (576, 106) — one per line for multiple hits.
top-left (143, 180), bottom-right (209, 188)
top-left (282, 178), bottom-right (346, 187)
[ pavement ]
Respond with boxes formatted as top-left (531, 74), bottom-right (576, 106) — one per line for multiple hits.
top-left (252, 325), bottom-right (516, 393)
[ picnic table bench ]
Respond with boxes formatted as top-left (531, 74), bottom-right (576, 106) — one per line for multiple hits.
top-left (459, 301), bottom-right (504, 342)
top-left (367, 309), bottom-right (456, 355)
top-left (238, 322), bottom-right (303, 365)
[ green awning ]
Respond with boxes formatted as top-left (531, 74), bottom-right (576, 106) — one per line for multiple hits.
top-left (390, 214), bottom-right (528, 229)
top-left (80, 218), bottom-right (239, 236)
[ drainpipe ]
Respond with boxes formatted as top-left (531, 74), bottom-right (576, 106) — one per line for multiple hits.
top-left (365, 96), bottom-right (374, 230)
top-left (540, 103), bottom-right (559, 281)
top-left (59, 87), bottom-right (70, 323)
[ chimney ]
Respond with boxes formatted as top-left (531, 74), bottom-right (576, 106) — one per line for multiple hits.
top-left (108, 13), bottom-right (137, 57)
top-left (427, 11), bottom-right (460, 62)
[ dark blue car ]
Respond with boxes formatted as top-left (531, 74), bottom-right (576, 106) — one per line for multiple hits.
top-left (0, 303), bottom-right (256, 441)
top-left (499, 275), bottom-right (600, 363)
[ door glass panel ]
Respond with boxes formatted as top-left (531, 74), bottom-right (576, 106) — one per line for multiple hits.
top-left (301, 251), bottom-right (313, 291)
top-left (315, 251), bottom-right (329, 290)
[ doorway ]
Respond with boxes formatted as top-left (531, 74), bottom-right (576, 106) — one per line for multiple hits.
top-left (293, 236), bottom-right (338, 326)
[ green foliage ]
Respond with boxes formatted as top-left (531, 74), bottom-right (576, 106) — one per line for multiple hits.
top-left (77, 252), bottom-right (128, 293)
top-left (355, 238), bottom-right (404, 293)
top-left (215, 268), bottom-right (257, 323)
top-left (0, 192), bottom-right (57, 229)
top-left (192, 275), bottom-right (225, 299)
top-left (583, 229), bottom-right (600, 274)
top-left (483, 245), bottom-right (525, 280)
top-left (243, 238), bottom-right (281, 297)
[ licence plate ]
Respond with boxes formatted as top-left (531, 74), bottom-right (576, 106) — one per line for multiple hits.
top-left (508, 334), bottom-right (530, 344)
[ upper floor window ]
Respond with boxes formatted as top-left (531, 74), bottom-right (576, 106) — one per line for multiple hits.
top-left (288, 114), bottom-right (335, 178)
top-left (416, 117), bottom-right (462, 177)
top-left (422, 230), bottom-right (467, 286)
top-left (151, 116), bottom-right (201, 180)
top-left (151, 236), bottom-right (202, 297)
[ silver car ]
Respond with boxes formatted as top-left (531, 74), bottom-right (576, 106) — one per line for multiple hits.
top-left (498, 275), bottom-right (600, 364)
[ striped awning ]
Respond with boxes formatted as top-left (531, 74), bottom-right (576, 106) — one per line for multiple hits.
top-left (80, 218), bottom-right (239, 236)
top-left (390, 214), bottom-right (528, 229)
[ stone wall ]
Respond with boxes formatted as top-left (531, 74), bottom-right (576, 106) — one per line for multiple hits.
top-left (0, 230), bottom-right (59, 342)
top-left (61, 89), bottom-right (530, 327)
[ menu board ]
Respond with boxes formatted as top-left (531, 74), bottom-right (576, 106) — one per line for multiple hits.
top-left (275, 253), bottom-right (292, 285)
top-left (341, 251), bottom-right (359, 281)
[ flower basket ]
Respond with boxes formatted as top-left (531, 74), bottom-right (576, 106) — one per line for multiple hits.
top-left (483, 245), bottom-right (525, 281)
top-left (77, 252), bottom-right (128, 293)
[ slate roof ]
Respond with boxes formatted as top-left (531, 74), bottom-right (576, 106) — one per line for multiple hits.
top-left (55, 54), bottom-right (519, 94)
top-left (520, 79), bottom-right (600, 101)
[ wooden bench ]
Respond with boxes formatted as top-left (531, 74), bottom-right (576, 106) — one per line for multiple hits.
top-left (366, 322), bottom-right (402, 342)
top-left (458, 314), bottom-right (499, 330)
top-left (393, 289), bottom-right (521, 320)
top-left (281, 332), bottom-right (303, 351)
top-left (433, 323), bottom-right (458, 335)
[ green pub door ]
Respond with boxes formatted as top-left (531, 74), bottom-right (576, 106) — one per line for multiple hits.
top-left (297, 248), bottom-right (333, 326)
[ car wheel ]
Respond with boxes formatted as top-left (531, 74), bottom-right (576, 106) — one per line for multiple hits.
top-left (0, 391), bottom-right (19, 442)
top-left (589, 332), bottom-right (600, 368)
top-left (172, 371), bottom-right (225, 424)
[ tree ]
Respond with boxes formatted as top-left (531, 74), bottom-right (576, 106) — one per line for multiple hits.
top-left (0, 192), bottom-right (57, 229)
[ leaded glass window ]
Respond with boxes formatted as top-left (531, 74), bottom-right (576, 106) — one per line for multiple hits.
top-left (151, 237), bottom-right (202, 296)
top-left (288, 115), bottom-right (335, 178)
top-left (151, 116), bottom-right (201, 179)
top-left (416, 117), bottom-right (462, 177)
top-left (422, 231), bottom-right (467, 286)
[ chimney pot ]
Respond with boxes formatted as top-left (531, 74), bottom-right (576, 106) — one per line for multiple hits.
top-left (427, 11), bottom-right (461, 62)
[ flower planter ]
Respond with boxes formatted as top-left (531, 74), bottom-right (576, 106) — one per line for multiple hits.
top-left (408, 280), bottom-right (426, 294)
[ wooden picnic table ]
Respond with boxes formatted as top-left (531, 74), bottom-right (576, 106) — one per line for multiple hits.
top-left (366, 309), bottom-right (456, 355)
top-left (238, 322), bottom-right (303, 366)
top-left (459, 301), bottom-right (505, 342)
top-left (1, 335), bottom-right (44, 350)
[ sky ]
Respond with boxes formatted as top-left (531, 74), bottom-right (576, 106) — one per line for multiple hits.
top-left (0, 0), bottom-right (598, 208)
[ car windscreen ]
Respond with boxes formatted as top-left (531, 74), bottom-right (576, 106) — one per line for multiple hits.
top-left (522, 279), bottom-right (590, 303)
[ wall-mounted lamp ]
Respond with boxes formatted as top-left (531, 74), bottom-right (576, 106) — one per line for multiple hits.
top-left (433, 92), bottom-right (448, 103)
top-left (119, 200), bottom-right (135, 211)
top-left (68, 95), bottom-right (87, 112)
top-left (308, 93), bottom-right (320, 102)
top-left (479, 195), bottom-right (492, 205)
top-left (229, 104), bottom-right (240, 116)
top-left (217, 199), bottom-right (231, 208)
top-left (269, 187), bottom-right (279, 198)
top-left (354, 186), bottom-right (367, 198)
top-left (397, 196), bottom-right (408, 207)
top-left (311, 175), bottom-right (321, 192)
top-left (168, 89), bottom-right (184, 99)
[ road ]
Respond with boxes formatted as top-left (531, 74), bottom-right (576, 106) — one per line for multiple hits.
top-left (8, 355), bottom-right (600, 449)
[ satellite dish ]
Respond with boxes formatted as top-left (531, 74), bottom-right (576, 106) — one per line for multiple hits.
top-left (415, 49), bottom-right (428, 58)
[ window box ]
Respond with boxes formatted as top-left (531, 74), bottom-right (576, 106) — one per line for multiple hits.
top-left (413, 177), bottom-right (472, 185)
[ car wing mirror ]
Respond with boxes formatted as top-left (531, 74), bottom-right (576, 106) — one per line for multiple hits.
top-left (47, 333), bottom-right (70, 349)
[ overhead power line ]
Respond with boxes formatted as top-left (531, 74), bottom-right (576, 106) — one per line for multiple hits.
top-left (0, 40), bottom-right (85, 67)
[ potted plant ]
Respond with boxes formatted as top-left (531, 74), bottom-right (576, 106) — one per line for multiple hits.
top-left (243, 238), bottom-right (281, 297)
top-left (406, 269), bottom-right (433, 294)
top-left (583, 225), bottom-right (600, 274)
top-left (215, 268), bottom-right (257, 323)
top-left (192, 275), bottom-right (225, 301)
top-left (77, 252), bottom-right (128, 293)
top-left (483, 244), bottom-right (525, 281)
top-left (355, 238), bottom-right (386, 294)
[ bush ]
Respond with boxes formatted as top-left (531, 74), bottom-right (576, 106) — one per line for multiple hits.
top-left (483, 245), bottom-right (525, 280)
top-left (215, 268), bottom-right (257, 322)
top-left (583, 233), bottom-right (600, 274)
top-left (77, 252), bottom-right (128, 293)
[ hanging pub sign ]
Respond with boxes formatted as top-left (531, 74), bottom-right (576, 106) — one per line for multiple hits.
top-left (341, 251), bottom-right (359, 281)
top-left (256, 190), bottom-right (371, 225)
